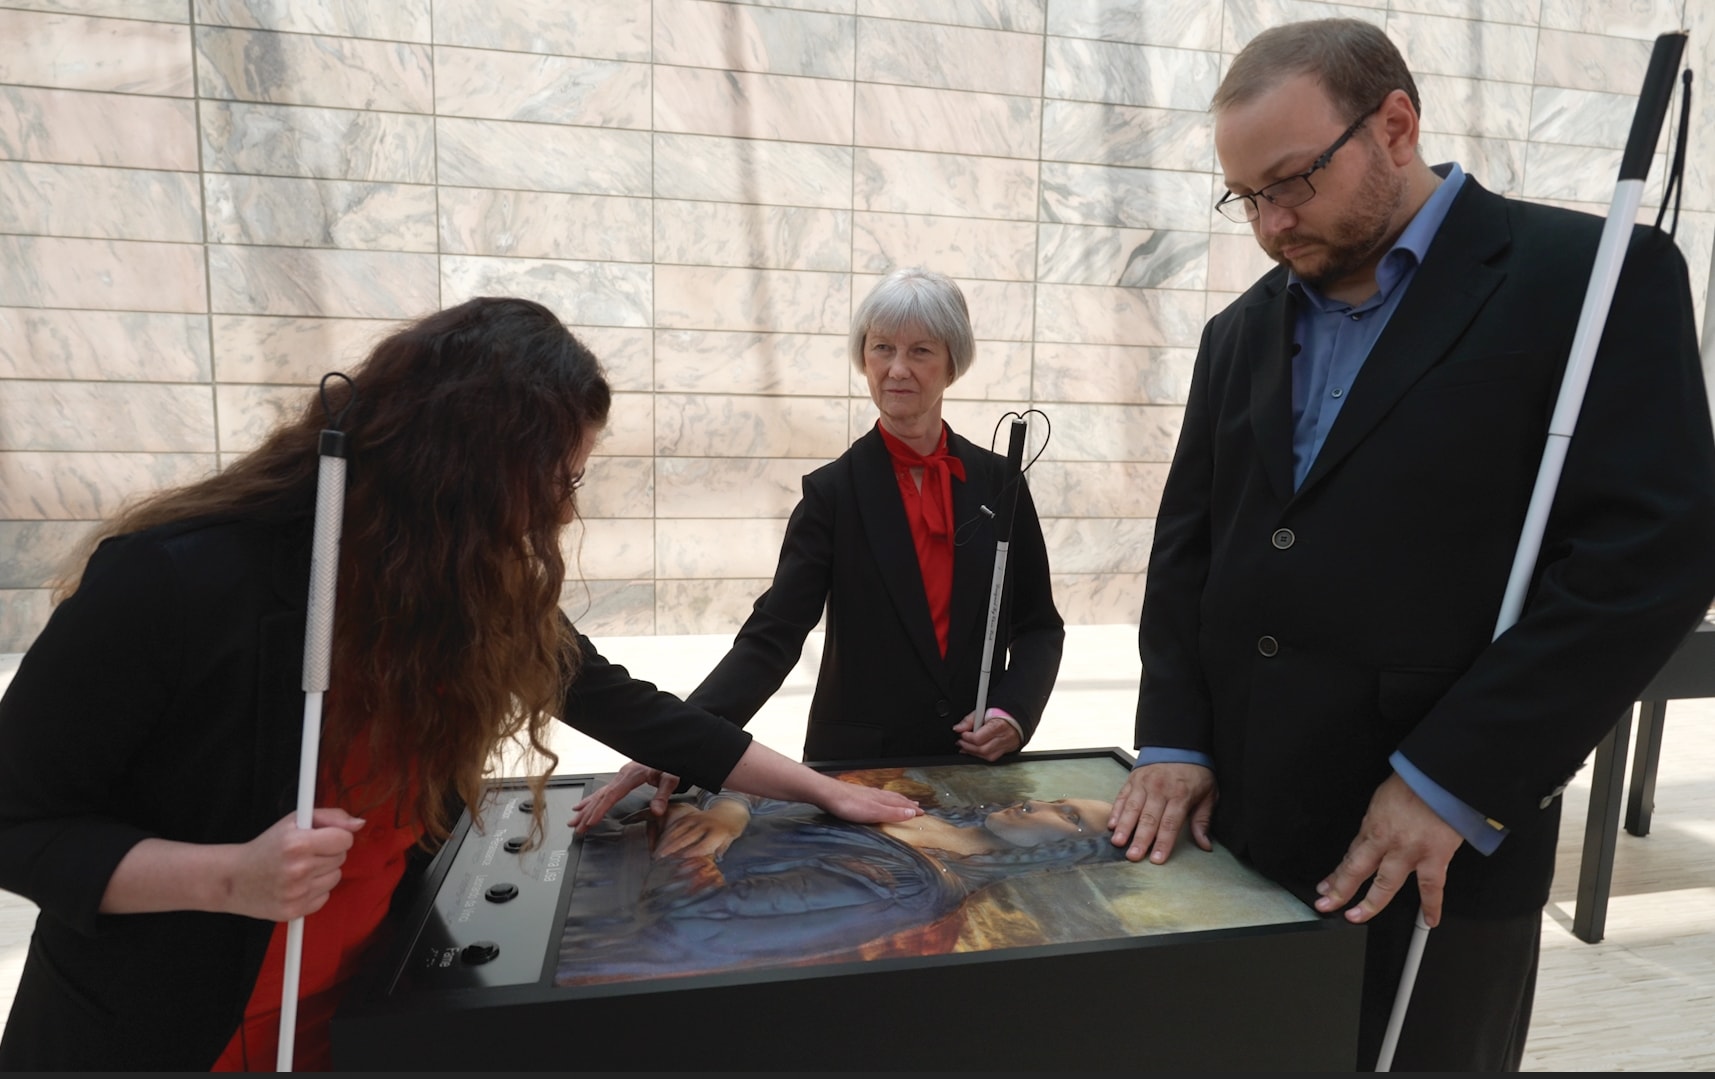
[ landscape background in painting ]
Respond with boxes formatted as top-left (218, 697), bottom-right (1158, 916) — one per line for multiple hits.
top-left (554, 754), bottom-right (1313, 987)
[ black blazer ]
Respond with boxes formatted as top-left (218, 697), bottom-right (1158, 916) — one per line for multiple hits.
top-left (1136, 179), bottom-right (1715, 915)
top-left (0, 516), bottom-right (752, 1070)
top-left (689, 424), bottom-right (1065, 761)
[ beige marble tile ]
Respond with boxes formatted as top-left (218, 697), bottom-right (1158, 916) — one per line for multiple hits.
top-left (214, 382), bottom-right (309, 453)
top-left (1041, 100), bottom-right (1213, 173)
top-left (1416, 73), bottom-right (1533, 141)
top-left (433, 0), bottom-right (650, 61)
top-left (208, 245), bottom-right (436, 318)
top-left (1044, 37), bottom-right (1221, 112)
top-left (577, 455), bottom-right (654, 518)
top-left (0, 161), bottom-right (201, 243)
top-left (655, 457), bottom-right (821, 517)
top-left (1034, 282), bottom-right (1207, 348)
top-left (1532, 28), bottom-right (1654, 94)
top-left (0, 450), bottom-right (214, 519)
top-left (598, 392), bottom-right (653, 457)
top-left (853, 212), bottom-right (1035, 281)
top-left (200, 101), bottom-right (434, 183)
top-left (193, 0), bottom-right (432, 40)
top-left (749, 0), bottom-right (857, 12)
top-left (560, 578), bottom-right (654, 636)
top-left (1030, 401), bottom-right (1183, 462)
top-left (1421, 134), bottom-right (1526, 197)
top-left (654, 201), bottom-right (850, 273)
top-left (1046, 0), bottom-right (1219, 50)
top-left (656, 518), bottom-right (790, 578)
top-left (0, 381), bottom-right (216, 452)
top-left (654, 330), bottom-right (849, 396)
top-left (1206, 232), bottom-right (1277, 293)
top-left (0, 236), bottom-right (206, 313)
top-left (434, 46), bottom-right (649, 128)
top-left (654, 0), bottom-right (854, 78)
top-left (0, 86), bottom-right (198, 171)
top-left (0, 308), bottom-right (208, 382)
top-left (438, 117), bottom-right (652, 196)
top-left (1024, 460), bottom-right (1171, 518)
top-left (1206, 290), bottom-right (1243, 323)
top-left (8, 1), bottom-right (187, 20)
top-left (1392, 0), bottom-right (1541, 21)
top-left (656, 265), bottom-right (850, 334)
top-left (855, 147), bottom-right (1038, 221)
top-left (441, 255), bottom-right (651, 328)
top-left (849, 275), bottom-right (1034, 341)
top-left (1522, 141), bottom-right (1625, 202)
top-left (858, 0), bottom-right (1043, 32)
top-left (1042, 516), bottom-right (1156, 574)
top-left (1038, 224), bottom-right (1208, 290)
top-left (855, 17), bottom-right (1042, 96)
top-left (1391, 11), bottom-right (1539, 82)
top-left (211, 314), bottom-right (398, 384)
top-left (656, 577), bottom-right (775, 635)
top-left (947, 339), bottom-right (1030, 402)
top-left (195, 26), bottom-right (432, 112)
top-left (1033, 342), bottom-right (1195, 406)
top-left (439, 188), bottom-right (650, 264)
top-left (1049, 571), bottom-right (1147, 625)
top-left (655, 393), bottom-right (849, 458)
top-left (563, 517), bottom-right (654, 579)
top-left (1539, 0), bottom-right (1682, 40)
top-left (654, 65), bottom-right (852, 145)
top-left (854, 84), bottom-right (1040, 159)
top-left (1040, 162), bottom-right (1212, 233)
top-left (573, 326), bottom-right (653, 392)
top-left (0, 589), bottom-right (51, 654)
top-left (653, 133), bottom-right (852, 208)
top-left (1530, 85), bottom-right (1641, 149)
top-left (203, 174), bottom-right (435, 250)
top-left (0, 10), bottom-right (193, 95)
top-left (1221, 0), bottom-right (1386, 54)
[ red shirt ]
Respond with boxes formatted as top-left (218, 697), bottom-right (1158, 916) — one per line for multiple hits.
top-left (877, 422), bottom-right (965, 657)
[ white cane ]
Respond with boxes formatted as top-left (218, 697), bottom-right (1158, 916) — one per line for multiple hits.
top-left (278, 374), bottom-right (355, 1071)
top-left (972, 415), bottom-right (1029, 732)
top-left (1375, 28), bottom-right (1689, 1071)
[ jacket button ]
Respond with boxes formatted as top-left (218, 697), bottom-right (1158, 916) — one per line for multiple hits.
top-left (1271, 528), bottom-right (1295, 550)
top-left (1257, 635), bottom-right (1279, 657)
top-left (935, 699), bottom-right (951, 718)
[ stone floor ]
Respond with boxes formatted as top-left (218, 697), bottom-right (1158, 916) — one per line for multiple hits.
top-left (1, 624), bottom-right (1711, 1069)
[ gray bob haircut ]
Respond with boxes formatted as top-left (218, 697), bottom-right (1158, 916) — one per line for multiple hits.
top-left (848, 267), bottom-right (975, 383)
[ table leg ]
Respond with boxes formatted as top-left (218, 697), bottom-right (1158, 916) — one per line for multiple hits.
top-left (1573, 706), bottom-right (1633, 945)
top-left (1624, 699), bottom-right (1666, 837)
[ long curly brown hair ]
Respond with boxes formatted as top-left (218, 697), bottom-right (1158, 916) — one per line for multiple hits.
top-left (57, 297), bottom-right (611, 843)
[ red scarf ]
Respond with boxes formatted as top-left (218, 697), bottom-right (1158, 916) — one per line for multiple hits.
top-left (878, 423), bottom-right (965, 657)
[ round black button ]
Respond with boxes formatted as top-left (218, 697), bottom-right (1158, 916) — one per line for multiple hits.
top-left (1271, 528), bottom-right (1295, 550)
top-left (1257, 635), bottom-right (1279, 657)
top-left (503, 836), bottom-right (527, 854)
top-left (516, 799), bottom-right (534, 813)
top-left (460, 941), bottom-right (500, 965)
top-left (485, 882), bottom-right (519, 904)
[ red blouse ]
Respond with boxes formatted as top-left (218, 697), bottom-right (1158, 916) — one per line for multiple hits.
top-left (877, 422), bottom-right (965, 657)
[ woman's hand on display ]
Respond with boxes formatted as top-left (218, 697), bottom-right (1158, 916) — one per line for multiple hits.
top-left (654, 798), bottom-right (750, 860)
top-left (229, 808), bottom-right (365, 921)
top-left (570, 760), bottom-right (680, 835)
top-left (953, 709), bottom-right (1023, 761)
top-left (814, 777), bottom-right (923, 824)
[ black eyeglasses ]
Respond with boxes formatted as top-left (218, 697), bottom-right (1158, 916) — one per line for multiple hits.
top-left (1214, 103), bottom-right (1382, 224)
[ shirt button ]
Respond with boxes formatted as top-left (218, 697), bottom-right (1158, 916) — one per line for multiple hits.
top-left (1350, 313), bottom-right (1361, 320)
top-left (1331, 388), bottom-right (1343, 398)
top-left (1257, 635), bottom-right (1279, 657)
top-left (1271, 528), bottom-right (1295, 550)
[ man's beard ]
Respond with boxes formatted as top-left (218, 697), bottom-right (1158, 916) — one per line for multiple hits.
top-left (1266, 148), bottom-right (1406, 292)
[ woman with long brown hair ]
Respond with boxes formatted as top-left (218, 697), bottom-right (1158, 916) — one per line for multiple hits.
top-left (0, 296), bottom-right (918, 1071)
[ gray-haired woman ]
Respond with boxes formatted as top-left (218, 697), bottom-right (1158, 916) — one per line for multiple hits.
top-left (575, 268), bottom-right (1064, 828)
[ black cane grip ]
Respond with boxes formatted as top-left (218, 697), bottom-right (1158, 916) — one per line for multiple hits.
top-left (1620, 31), bottom-right (1687, 181)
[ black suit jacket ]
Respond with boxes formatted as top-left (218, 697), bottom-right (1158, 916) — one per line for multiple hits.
top-left (690, 424), bottom-right (1065, 761)
top-left (1136, 179), bottom-right (1715, 915)
top-left (0, 516), bottom-right (752, 1070)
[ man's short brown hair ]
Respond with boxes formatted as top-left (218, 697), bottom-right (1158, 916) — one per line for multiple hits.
top-left (1213, 18), bottom-right (1421, 123)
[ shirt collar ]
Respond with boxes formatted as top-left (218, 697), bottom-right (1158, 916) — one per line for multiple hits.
top-left (1289, 161), bottom-right (1468, 310)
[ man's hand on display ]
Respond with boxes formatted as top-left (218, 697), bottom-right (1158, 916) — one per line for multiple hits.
top-left (1106, 762), bottom-right (1216, 864)
top-left (569, 760), bottom-right (680, 835)
top-left (953, 709), bottom-right (1022, 761)
top-left (1315, 771), bottom-right (1463, 926)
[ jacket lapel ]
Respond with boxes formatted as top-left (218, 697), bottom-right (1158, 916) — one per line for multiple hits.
top-left (944, 431), bottom-right (993, 681)
top-left (851, 427), bottom-right (949, 688)
top-left (1295, 179), bottom-right (1511, 499)
top-left (1243, 276), bottom-right (1299, 503)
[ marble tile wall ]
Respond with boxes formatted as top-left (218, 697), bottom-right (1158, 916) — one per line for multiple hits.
top-left (1, 0), bottom-right (1711, 652)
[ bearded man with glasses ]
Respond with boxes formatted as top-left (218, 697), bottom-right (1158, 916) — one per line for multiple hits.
top-left (1104, 17), bottom-right (1715, 1072)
